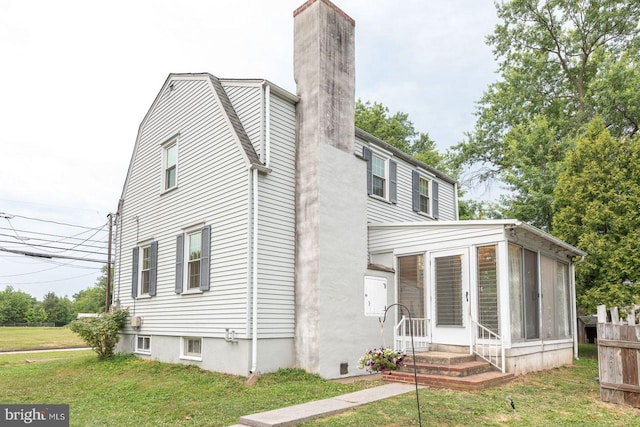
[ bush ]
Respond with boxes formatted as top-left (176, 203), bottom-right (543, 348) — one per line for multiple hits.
top-left (69, 310), bottom-right (128, 359)
top-left (358, 347), bottom-right (406, 373)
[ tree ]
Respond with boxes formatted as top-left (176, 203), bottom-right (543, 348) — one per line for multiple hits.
top-left (553, 118), bottom-right (640, 313)
top-left (42, 292), bottom-right (74, 326)
top-left (452, 0), bottom-right (640, 230)
top-left (0, 286), bottom-right (36, 324)
top-left (73, 265), bottom-right (109, 314)
top-left (355, 99), bottom-right (444, 169)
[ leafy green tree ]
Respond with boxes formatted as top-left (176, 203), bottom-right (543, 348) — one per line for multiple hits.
top-left (0, 286), bottom-right (36, 324)
top-left (24, 305), bottom-right (48, 324)
top-left (42, 292), bottom-right (74, 326)
top-left (73, 265), bottom-right (108, 314)
top-left (452, 0), bottom-right (640, 230)
top-left (553, 118), bottom-right (640, 313)
top-left (355, 99), bottom-right (443, 169)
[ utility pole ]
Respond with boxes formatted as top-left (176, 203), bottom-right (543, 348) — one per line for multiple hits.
top-left (106, 213), bottom-right (113, 312)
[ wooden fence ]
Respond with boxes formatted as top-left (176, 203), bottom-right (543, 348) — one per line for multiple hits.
top-left (596, 305), bottom-right (640, 408)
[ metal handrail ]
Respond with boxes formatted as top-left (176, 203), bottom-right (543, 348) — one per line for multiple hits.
top-left (471, 319), bottom-right (505, 373)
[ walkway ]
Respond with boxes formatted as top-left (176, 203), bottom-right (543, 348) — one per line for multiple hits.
top-left (230, 382), bottom-right (416, 427)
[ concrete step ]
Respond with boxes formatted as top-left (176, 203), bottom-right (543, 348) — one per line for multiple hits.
top-left (404, 351), bottom-right (477, 366)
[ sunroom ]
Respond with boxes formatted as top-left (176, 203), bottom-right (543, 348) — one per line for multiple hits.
top-left (367, 220), bottom-right (586, 375)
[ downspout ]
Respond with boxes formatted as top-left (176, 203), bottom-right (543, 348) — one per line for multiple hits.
top-left (572, 254), bottom-right (586, 360)
top-left (250, 167), bottom-right (259, 373)
top-left (264, 83), bottom-right (271, 168)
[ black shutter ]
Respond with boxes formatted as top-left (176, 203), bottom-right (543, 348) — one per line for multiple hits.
top-left (363, 146), bottom-right (373, 195)
top-left (433, 181), bottom-right (440, 219)
top-left (200, 225), bottom-right (211, 291)
top-left (412, 170), bottom-right (420, 212)
top-left (389, 160), bottom-right (397, 204)
top-left (131, 247), bottom-right (139, 299)
top-left (149, 241), bottom-right (158, 297)
top-left (175, 234), bottom-right (184, 294)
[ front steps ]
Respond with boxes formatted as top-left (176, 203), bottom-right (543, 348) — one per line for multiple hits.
top-left (382, 351), bottom-right (514, 391)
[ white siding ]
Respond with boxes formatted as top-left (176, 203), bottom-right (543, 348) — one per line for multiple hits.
top-left (116, 77), bottom-right (252, 338)
top-left (368, 223), bottom-right (506, 255)
top-left (255, 90), bottom-right (296, 338)
top-left (354, 137), bottom-right (457, 223)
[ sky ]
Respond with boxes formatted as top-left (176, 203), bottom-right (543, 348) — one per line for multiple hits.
top-left (0, 0), bottom-right (499, 301)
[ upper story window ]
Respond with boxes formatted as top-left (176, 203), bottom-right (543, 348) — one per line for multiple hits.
top-left (131, 241), bottom-right (158, 299)
top-left (363, 146), bottom-right (397, 203)
top-left (163, 140), bottom-right (178, 191)
top-left (372, 154), bottom-right (386, 198)
top-left (412, 171), bottom-right (439, 219)
top-left (419, 177), bottom-right (430, 215)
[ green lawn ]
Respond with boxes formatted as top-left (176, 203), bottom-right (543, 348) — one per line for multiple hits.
top-left (0, 349), bottom-right (637, 426)
top-left (0, 326), bottom-right (86, 351)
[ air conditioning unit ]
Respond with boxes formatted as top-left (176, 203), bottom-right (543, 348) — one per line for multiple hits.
top-left (130, 316), bottom-right (142, 328)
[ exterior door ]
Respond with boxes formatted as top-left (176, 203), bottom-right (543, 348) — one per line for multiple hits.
top-left (430, 248), bottom-right (469, 345)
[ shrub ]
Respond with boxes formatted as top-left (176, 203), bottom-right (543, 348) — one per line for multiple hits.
top-left (69, 310), bottom-right (128, 359)
top-left (358, 347), bottom-right (406, 373)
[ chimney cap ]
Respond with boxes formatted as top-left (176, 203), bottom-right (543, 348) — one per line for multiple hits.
top-left (293, 0), bottom-right (355, 26)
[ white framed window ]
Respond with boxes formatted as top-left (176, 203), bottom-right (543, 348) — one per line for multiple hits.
top-left (140, 245), bottom-right (151, 295)
top-left (181, 337), bottom-right (202, 360)
top-left (187, 230), bottom-right (202, 290)
top-left (131, 241), bottom-right (158, 299)
top-left (412, 171), bottom-right (439, 218)
top-left (419, 177), bottom-right (430, 214)
top-left (363, 146), bottom-right (397, 203)
top-left (371, 154), bottom-right (386, 198)
top-left (163, 139), bottom-right (178, 191)
top-left (136, 335), bottom-right (151, 354)
top-left (175, 225), bottom-right (211, 294)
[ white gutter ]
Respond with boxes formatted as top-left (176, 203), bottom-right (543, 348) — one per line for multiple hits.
top-left (264, 83), bottom-right (271, 168)
top-left (250, 167), bottom-right (259, 373)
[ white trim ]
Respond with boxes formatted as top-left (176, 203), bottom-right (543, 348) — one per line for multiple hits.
top-left (180, 337), bottom-right (203, 361)
top-left (135, 335), bottom-right (151, 355)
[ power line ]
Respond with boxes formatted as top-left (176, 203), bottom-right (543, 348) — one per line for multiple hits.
top-left (0, 247), bottom-right (108, 264)
top-left (0, 212), bottom-right (107, 231)
top-left (0, 233), bottom-right (106, 251)
top-left (0, 226), bottom-right (108, 245)
top-left (1, 270), bottom-right (101, 285)
top-left (0, 240), bottom-right (107, 256)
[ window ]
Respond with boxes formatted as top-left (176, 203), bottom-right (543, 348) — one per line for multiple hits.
top-left (136, 335), bottom-right (150, 353)
top-left (541, 256), bottom-right (571, 339)
top-left (412, 171), bottom-right (439, 218)
top-left (140, 246), bottom-right (151, 295)
top-left (363, 146), bottom-right (397, 203)
top-left (419, 177), bottom-right (430, 214)
top-left (435, 254), bottom-right (463, 326)
top-left (182, 337), bottom-right (202, 360)
top-left (187, 231), bottom-right (202, 290)
top-left (175, 225), bottom-right (211, 294)
top-left (164, 141), bottom-right (177, 190)
top-left (372, 154), bottom-right (386, 198)
top-left (509, 244), bottom-right (540, 341)
top-left (131, 241), bottom-right (158, 299)
top-left (398, 255), bottom-right (425, 323)
top-left (477, 246), bottom-right (498, 334)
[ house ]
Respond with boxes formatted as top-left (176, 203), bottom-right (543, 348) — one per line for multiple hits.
top-left (112, 0), bottom-right (586, 379)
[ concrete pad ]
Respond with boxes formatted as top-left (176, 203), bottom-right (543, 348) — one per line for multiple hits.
top-left (236, 383), bottom-right (416, 427)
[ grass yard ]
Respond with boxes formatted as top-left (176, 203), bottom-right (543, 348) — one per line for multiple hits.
top-left (0, 326), bottom-right (86, 351)
top-left (0, 348), bottom-right (637, 426)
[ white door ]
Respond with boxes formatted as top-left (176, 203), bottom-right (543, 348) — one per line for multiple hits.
top-left (429, 248), bottom-right (469, 345)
